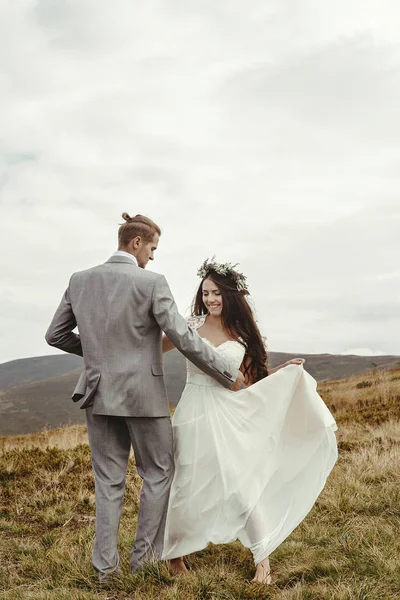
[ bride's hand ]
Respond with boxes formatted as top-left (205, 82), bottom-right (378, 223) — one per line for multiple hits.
top-left (230, 370), bottom-right (246, 391)
top-left (285, 358), bottom-right (305, 366)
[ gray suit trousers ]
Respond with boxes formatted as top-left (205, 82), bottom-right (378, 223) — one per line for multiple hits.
top-left (85, 407), bottom-right (174, 574)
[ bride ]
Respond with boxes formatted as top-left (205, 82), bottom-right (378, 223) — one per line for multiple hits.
top-left (161, 258), bottom-right (338, 584)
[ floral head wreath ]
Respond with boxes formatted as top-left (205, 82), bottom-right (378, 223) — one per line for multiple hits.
top-left (197, 256), bottom-right (249, 293)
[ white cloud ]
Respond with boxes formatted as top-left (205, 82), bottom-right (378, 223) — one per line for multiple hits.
top-left (341, 348), bottom-right (385, 356)
top-left (0, 0), bottom-right (400, 363)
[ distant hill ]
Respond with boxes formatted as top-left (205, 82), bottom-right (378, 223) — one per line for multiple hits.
top-left (0, 355), bottom-right (83, 389)
top-left (0, 351), bottom-right (399, 436)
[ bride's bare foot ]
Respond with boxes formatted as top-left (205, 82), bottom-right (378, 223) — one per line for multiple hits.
top-left (168, 557), bottom-right (189, 575)
top-left (250, 558), bottom-right (272, 585)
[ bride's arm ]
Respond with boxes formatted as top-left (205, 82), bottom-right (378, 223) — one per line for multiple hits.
top-left (241, 357), bottom-right (305, 382)
top-left (162, 335), bottom-right (175, 353)
top-left (269, 358), bottom-right (305, 374)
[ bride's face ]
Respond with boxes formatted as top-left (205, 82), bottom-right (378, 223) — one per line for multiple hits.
top-left (202, 278), bottom-right (223, 316)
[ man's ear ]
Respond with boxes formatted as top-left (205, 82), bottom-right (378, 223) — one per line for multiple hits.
top-left (131, 236), bottom-right (142, 249)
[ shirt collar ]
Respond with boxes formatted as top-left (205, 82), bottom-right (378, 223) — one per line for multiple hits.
top-left (113, 251), bottom-right (138, 266)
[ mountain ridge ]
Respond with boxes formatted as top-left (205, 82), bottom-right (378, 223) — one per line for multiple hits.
top-left (1, 351), bottom-right (399, 436)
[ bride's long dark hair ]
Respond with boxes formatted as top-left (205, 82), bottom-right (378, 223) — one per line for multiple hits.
top-left (192, 270), bottom-right (269, 383)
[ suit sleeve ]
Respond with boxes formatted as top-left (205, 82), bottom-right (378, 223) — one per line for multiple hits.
top-left (45, 282), bottom-right (83, 357)
top-left (151, 274), bottom-right (238, 389)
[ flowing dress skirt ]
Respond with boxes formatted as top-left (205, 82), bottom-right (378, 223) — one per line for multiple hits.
top-left (162, 364), bottom-right (338, 564)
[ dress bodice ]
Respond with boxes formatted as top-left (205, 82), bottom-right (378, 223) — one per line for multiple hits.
top-left (186, 315), bottom-right (246, 387)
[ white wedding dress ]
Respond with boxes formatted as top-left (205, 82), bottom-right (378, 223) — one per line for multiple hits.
top-left (162, 316), bottom-right (338, 564)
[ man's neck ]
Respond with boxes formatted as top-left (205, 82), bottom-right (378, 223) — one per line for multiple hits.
top-left (118, 247), bottom-right (137, 258)
top-left (114, 250), bottom-right (138, 265)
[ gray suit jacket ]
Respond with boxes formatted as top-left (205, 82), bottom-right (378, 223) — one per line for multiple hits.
top-left (45, 255), bottom-right (238, 417)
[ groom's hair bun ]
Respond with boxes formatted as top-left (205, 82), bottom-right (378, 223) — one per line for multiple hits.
top-left (118, 212), bottom-right (161, 246)
top-left (122, 212), bottom-right (133, 222)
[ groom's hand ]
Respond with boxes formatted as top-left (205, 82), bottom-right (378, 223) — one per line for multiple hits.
top-left (230, 370), bottom-right (245, 392)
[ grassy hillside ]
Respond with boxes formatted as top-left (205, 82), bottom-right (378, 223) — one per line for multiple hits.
top-left (270, 352), bottom-right (400, 381)
top-left (1, 351), bottom-right (399, 436)
top-left (0, 367), bottom-right (399, 599)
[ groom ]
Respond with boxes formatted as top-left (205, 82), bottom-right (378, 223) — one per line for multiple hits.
top-left (45, 212), bottom-right (244, 581)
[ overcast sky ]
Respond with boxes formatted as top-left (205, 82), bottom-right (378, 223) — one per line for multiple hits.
top-left (1, 0), bottom-right (400, 364)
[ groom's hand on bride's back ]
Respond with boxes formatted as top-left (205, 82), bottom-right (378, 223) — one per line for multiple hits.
top-left (230, 370), bottom-right (246, 392)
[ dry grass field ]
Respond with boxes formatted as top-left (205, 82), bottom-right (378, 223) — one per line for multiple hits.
top-left (0, 367), bottom-right (399, 599)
